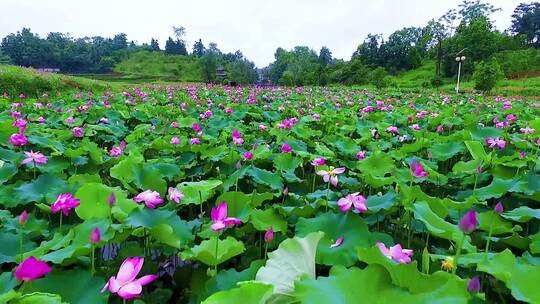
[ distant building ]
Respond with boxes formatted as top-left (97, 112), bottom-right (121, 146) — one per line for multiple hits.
top-left (36, 68), bottom-right (61, 73)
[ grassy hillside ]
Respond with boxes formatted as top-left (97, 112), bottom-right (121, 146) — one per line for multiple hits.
top-left (0, 64), bottom-right (113, 97)
top-left (388, 59), bottom-right (540, 96)
top-left (114, 51), bottom-right (202, 82)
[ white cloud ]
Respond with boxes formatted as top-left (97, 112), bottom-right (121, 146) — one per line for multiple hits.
top-left (0, 0), bottom-right (522, 67)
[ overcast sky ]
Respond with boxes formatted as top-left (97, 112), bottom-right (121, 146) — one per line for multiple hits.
top-left (0, 0), bottom-right (522, 67)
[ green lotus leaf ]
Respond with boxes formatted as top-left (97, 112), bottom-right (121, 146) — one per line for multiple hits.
top-left (255, 232), bottom-right (323, 301)
top-left (181, 236), bottom-right (245, 266)
top-left (178, 180), bottom-right (223, 205)
top-left (477, 249), bottom-right (540, 303)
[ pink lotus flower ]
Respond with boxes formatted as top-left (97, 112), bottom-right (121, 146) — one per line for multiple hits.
top-left (468, 276), bottom-right (480, 293)
top-left (210, 201), bottom-right (241, 231)
top-left (458, 209), bottom-right (477, 234)
top-left (133, 190), bottom-right (164, 209)
top-left (436, 125), bottom-right (444, 133)
top-left (22, 151), bottom-right (48, 166)
top-left (386, 126), bottom-right (398, 134)
top-left (330, 236), bottom-right (344, 248)
top-left (264, 226), bottom-right (274, 243)
top-left (311, 157), bottom-right (326, 166)
top-left (376, 242), bottom-right (413, 264)
top-left (281, 143), bottom-right (292, 153)
top-left (192, 122), bottom-right (202, 133)
top-left (51, 193), bottom-right (80, 216)
top-left (232, 137), bottom-right (244, 145)
top-left (494, 202), bottom-right (503, 214)
top-left (109, 146), bottom-right (123, 158)
top-left (356, 151), bottom-right (366, 160)
top-left (317, 167), bottom-right (345, 187)
top-left (72, 127), bottom-right (84, 138)
top-left (170, 137), bottom-right (180, 145)
top-left (108, 192), bottom-right (116, 206)
top-left (485, 137), bottom-right (506, 149)
top-left (232, 129), bottom-right (241, 138)
top-left (12, 118), bottom-right (27, 132)
top-left (410, 160), bottom-right (428, 178)
top-left (18, 210), bottom-right (28, 225)
top-left (170, 121), bottom-right (178, 128)
top-left (90, 227), bottom-right (101, 244)
top-left (190, 138), bottom-right (201, 145)
top-left (10, 133), bottom-right (27, 146)
top-left (15, 256), bottom-right (52, 281)
top-left (101, 257), bottom-right (157, 299)
top-left (337, 193), bottom-right (367, 213)
top-left (167, 187), bottom-right (184, 203)
top-left (36, 117), bottom-right (46, 123)
top-left (243, 151), bottom-right (253, 160)
top-left (520, 126), bottom-right (535, 134)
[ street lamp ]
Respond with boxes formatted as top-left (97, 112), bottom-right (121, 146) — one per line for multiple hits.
top-left (455, 55), bottom-right (466, 95)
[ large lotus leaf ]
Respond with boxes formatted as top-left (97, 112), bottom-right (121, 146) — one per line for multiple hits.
top-left (14, 174), bottom-right (74, 204)
top-left (203, 260), bottom-right (265, 300)
top-left (0, 161), bottom-right (17, 184)
top-left (250, 208), bottom-right (287, 232)
top-left (366, 191), bottom-right (397, 213)
top-left (247, 167), bottom-right (284, 192)
top-left (412, 201), bottom-right (475, 252)
top-left (502, 206), bottom-right (540, 222)
top-left (296, 212), bottom-right (391, 266)
top-left (74, 183), bottom-right (114, 220)
top-left (477, 211), bottom-right (514, 235)
top-left (125, 208), bottom-right (194, 248)
top-left (0, 272), bottom-right (17, 296)
top-left (429, 142), bottom-right (464, 161)
top-left (0, 232), bottom-right (37, 263)
top-left (357, 246), bottom-right (469, 298)
top-left (255, 232), bottom-right (323, 301)
top-left (109, 153), bottom-right (144, 186)
top-left (27, 134), bottom-right (65, 154)
top-left (25, 269), bottom-right (108, 304)
top-left (472, 178), bottom-right (519, 201)
top-left (181, 236), bottom-right (245, 266)
top-left (357, 151), bottom-right (394, 177)
top-left (272, 153), bottom-right (302, 172)
top-left (334, 138), bottom-right (360, 156)
top-left (15, 292), bottom-right (66, 304)
top-left (464, 140), bottom-right (489, 162)
top-left (452, 158), bottom-right (483, 174)
top-left (202, 281), bottom-right (273, 304)
top-left (530, 231), bottom-right (540, 254)
top-left (178, 180), bottom-right (223, 205)
top-left (295, 264), bottom-right (469, 304)
top-left (0, 120), bottom-right (18, 144)
top-left (477, 249), bottom-right (540, 303)
top-left (214, 191), bottom-right (274, 221)
top-left (132, 164), bottom-right (167, 194)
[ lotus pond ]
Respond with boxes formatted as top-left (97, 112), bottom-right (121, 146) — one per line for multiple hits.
top-left (0, 86), bottom-right (540, 303)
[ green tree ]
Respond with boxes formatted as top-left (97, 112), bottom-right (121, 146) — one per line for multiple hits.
top-left (473, 59), bottom-right (504, 92)
top-left (150, 38), bottom-right (160, 51)
top-left (318, 46), bottom-right (333, 66)
top-left (510, 2), bottom-right (540, 47)
top-left (192, 39), bottom-right (205, 57)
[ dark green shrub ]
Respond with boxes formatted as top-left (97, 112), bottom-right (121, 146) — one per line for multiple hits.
top-left (473, 59), bottom-right (504, 93)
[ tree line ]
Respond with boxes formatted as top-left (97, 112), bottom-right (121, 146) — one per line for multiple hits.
top-left (0, 25), bottom-right (258, 84)
top-left (263, 1), bottom-right (540, 87)
top-left (1, 0), bottom-right (539, 87)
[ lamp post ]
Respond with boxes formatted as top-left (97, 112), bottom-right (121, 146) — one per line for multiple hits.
top-left (455, 55), bottom-right (466, 95)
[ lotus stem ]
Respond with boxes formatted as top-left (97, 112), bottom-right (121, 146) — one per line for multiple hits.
top-left (59, 213), bottom-right (63, 234)
top-left (91, 244), bottom-right (95, 276)
top-left (485, 217), bottom-right (494, 260)
top-left (264, 242), bottom-right (268, 259)
top-left (214, 235), bottom-right (219, 274)
top-left (452, 233), bottom-right (466, 274)
top-left (19, 229), bottom-right (23, 262)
